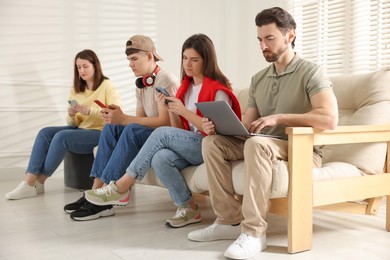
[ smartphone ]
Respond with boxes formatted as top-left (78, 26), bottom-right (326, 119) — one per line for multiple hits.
top-left (155, 86), bottom-right (170, 97)
top-left (94, 100), bottom-right (107, 108)
top-left (68, 99), bottom-right (78, 106)
top-left (155, 87), bottom-right (172, 104)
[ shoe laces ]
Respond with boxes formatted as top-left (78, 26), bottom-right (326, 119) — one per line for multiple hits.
top-left (206, 223), bottom-right (218, 230)
top-left (80, 201), bottom-right (93, 210)
top-left (94, 182), bottom-right (116, 196)
top-left (20, 181), bottom-right (32, 188)
top-left (173, 207), bottom-right (189, 218)
top-left (76, 196), bottom-right (87, 204)
top-left (234, 233), bottom-right (251, 247)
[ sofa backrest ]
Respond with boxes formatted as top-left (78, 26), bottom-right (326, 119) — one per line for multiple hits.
top-left (233, 69), bottom-right (390, 174)
top-left (323, 70), bottom-right (390, 174)
top-left (233, 88), bottom-right (249, 116)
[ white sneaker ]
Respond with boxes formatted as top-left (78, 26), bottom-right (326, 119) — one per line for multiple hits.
top-left (35, 181), bottom-right (45, 194)
top-left (5, 181), bottom-right (37, 200)
top-left (188, 223), bottom-right (241, 242)
top-left (224, 233), bottom-right (267, 259)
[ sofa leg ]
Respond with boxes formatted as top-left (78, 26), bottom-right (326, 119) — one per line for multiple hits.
top-left (287, 132), bottom-right (314, 253)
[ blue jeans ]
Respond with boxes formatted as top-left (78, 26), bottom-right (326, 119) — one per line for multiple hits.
top-left (126, 126), bottom-right (204, 207)
top-left (90, 124), bottom-right (154, 184)
top-left (27, 126), bottom-right (101, 177)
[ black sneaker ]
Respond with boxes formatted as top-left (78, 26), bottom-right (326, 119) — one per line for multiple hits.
top-left (64, 196), bottom-right (87, 214)
top-left (70, 202), bottom-right (115, 221)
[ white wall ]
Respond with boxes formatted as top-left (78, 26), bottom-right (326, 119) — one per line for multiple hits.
top-left (155, 0), bottom-right (285, 89)
top-left (0, 0), bottom-right (285, 176)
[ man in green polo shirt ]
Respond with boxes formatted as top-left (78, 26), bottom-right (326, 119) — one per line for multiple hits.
top-left (187, 7), bottom-right (339, 259)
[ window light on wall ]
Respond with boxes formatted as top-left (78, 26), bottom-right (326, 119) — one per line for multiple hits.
top-left (289, 0), bottom-right (390, 75)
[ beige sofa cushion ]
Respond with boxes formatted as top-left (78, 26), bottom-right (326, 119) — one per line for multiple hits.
top-left (234, 88), bottom-right (249, 114)
top-left (139, 160), bottom-right (291, 198)
top-left (140, 160), bottom-right (362, 199)
top-left (323, 70), bottom-right (390, 174)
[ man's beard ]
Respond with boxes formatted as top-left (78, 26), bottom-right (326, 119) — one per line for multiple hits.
top-left (263, 40), bottom-right (289, 62)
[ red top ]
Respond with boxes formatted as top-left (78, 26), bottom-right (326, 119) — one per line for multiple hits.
top-left (175, 76), bottom-right (241, 135)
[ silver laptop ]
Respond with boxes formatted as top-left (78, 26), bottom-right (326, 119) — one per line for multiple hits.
top-left (195, 100), bottom-right (281, 138)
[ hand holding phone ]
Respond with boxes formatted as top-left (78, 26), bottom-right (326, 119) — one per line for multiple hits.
top-left (155, 86), bottom-right (173, 104)
top-left (155, 86), bottom-right (170, 97)
top-left (68, 99), bottom-right (78, 106)
top-left (94, 100), bottom-right (107, 108)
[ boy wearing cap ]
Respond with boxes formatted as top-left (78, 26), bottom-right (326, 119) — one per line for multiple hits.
top-left (64, 35), bottom-right (180, 221)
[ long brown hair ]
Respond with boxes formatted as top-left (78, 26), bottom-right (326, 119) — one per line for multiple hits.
top-left (73, 49), bottom-right (108, 93)
top-left (180, 34), bottom-right (231, 89)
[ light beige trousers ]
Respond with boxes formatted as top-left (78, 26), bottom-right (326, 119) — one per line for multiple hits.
top-left (202, 135), bottom-right (322, 238)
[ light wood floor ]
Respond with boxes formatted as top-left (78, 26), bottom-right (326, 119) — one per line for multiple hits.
top-left (1, 174), bottom-right (390, 260)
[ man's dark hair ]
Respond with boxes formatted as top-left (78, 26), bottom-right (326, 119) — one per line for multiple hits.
top-left (255, 7), bottom-right (297, 48)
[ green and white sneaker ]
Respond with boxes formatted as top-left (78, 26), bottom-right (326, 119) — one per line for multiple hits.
top-left (165, 205), bottom-right (201, 228)
top-left (84, 181), bottom-right (130, 206)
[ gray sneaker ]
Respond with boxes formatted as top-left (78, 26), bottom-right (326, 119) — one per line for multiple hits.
top-left (165, 205), bottom-right (201, 228)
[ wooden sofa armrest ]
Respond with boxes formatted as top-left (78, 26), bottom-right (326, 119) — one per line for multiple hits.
top-left (287, 124), bottom-right (390, 145)
top-left (283, 125), bottom-right (390, 253)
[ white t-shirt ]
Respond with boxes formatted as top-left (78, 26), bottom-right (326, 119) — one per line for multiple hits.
top-left (184, 82), bottom-right (232, 132)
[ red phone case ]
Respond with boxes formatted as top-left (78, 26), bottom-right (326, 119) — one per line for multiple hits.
top-left (94, 100), bottom-right (107, 108)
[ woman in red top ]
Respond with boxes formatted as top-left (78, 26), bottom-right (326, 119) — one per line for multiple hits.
top-left (84, 34), bottom-right (241, 228)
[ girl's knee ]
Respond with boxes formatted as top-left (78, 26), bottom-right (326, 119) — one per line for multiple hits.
top-left (149, 126), bottom-right (172, 140)
top-left (151, 149), bottom-right (170, 167)
top-left (51, 132), bottom-right (69, 147)
top-left (154, 126), bottom-right (171, 134)
top-left (37, 127), bottom-right (54, 137)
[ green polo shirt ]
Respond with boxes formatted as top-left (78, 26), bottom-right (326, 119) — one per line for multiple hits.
top-left (247, 54), bottom-right (333, 140)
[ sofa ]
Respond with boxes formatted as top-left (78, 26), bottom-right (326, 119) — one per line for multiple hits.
top-left (139, 70), bottom-right (390, 200)
top-left (63, 70), bottom-right (390, 253)
top-left (65, 70), bottom-right (390, 203)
